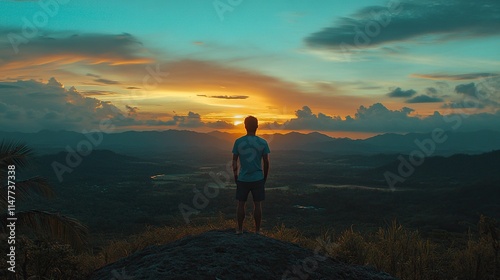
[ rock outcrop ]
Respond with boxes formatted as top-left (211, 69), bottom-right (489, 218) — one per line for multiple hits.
top-left (91, 229), bottom-right (397, 280)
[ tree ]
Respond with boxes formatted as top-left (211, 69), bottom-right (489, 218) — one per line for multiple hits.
top-left (0, 140), bottom-right (88, 249)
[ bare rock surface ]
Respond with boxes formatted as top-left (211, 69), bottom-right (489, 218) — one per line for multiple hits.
top-left (90, 229), bottom-right (398, 280)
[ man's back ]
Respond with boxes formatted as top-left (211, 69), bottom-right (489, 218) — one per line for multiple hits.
top-left (232, 135), bottom-right (270, 182)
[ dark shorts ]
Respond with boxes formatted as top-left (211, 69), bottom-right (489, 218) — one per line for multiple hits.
top-left (235, 179), bottom-right (265, 202)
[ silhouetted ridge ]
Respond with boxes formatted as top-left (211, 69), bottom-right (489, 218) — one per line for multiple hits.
top-left (2, 129), bottom-right (500, 156)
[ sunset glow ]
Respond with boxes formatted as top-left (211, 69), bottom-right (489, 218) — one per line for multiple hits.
top-left (0, 0), bottom-right (499, 135)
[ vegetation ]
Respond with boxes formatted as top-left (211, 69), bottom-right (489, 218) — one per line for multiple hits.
top-left (324, 216), bottom-right (499, 280)
top-left (1, 215), bottom-right (497, 279)
top-left (0, 141), bottom-right (88, 249)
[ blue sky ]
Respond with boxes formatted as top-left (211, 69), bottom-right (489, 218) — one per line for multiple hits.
top-left (0, 0), bottom-right (499, 137)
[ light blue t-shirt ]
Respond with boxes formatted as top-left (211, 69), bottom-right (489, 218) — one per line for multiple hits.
top-left (232, 135), bottom-right (270, 182)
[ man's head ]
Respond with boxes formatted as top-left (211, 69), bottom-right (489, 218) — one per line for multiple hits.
top-left (244, 116), bottom-right (258, 134)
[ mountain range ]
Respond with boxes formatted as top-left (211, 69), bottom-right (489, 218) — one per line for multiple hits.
top-left (1, 129), bottom-right (500, 157)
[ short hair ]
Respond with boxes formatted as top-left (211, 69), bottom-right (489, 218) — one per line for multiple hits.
top-left (244, 116), bottom-right (258, 132)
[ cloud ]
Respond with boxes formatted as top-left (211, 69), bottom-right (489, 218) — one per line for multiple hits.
top-left (177, 112), bottom-right (203, 128)
top-left (0, 78), bottom-right (134, 132)
top-left (81, 90), bottom-right (119, 96)
top-left (412, 72), bottom-right (499, 81)
top-left (304, 0), bottom-right (500, 51)
top-left (86, 73), bottom-right (100, 78)
top-left (265, 103), bottom-right (420, 133)
top-left (0, 78), bottom-right (235, 132)
top-left (450, 80), bottom-right (500, 108)
top-left (406, 95), bottom-right (444, 103)
top-left (425, 87), bottom-right (438, 95)
top-left (455, 83), bottom-right (479, 97)
top-left (206, 120), bottom-right (234, 129)
top-left (442, 101), bottom-right (486, 109)
top-left (125, 105), bottom-right (139, 116)
top-left (167, 112), bottom-right (233, 128)
top-left (0, 32), bottom-right (153, 78)
top-left (143, 112), bottom-right (234, 129)
top-left (197, 94), bottom-right (249, 100)
top-left (94, 78), bottom-right (120, 85)
top-left (262, 103), bottom-right (500, 133)
top-left (1, 78), bottom-right (499, 134)
top-left (387, 87), bottom-right (416, 98)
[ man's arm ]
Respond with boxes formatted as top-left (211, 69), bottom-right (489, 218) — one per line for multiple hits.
top-left (262, 153), bottom-right (269, 181)
top-left (232, 154), bottom-right (239, 181)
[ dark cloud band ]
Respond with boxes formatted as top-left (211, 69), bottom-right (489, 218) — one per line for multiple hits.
top-left (305, 0), bottom-right (500, 51)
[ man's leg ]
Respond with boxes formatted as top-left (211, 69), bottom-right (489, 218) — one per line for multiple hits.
top-left (253, 201), bottom-right (262, 233)
top-left (237, 201), bottom-right (246, 232)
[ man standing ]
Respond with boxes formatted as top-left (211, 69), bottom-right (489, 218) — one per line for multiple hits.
top-left (232, 116), bottom-right (270, 234)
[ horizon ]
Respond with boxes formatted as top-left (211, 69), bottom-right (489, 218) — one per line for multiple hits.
top-left (3, 127), bottom-right (500, 140)
top-left (1, 0), bottom-right (499, 137)
top-left (0, 127), bottom-right (383, 139)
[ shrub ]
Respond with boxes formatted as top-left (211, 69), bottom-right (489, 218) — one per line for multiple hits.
top-left (450, 215), bottom-right (499, 280)
top-left (325, 226), bottom-right (368, 264)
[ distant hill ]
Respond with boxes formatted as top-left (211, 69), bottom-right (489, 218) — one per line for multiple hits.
top-left (362, 130), bottom-right (500, 155)
top-left (1, 129), bottom-right (500, 156)
top-left (90, 230), bottom-right (396, 280)
top-left (0, 129), bottom-right (227, 157)
top-left (368, 150), bottom-right (500, 186)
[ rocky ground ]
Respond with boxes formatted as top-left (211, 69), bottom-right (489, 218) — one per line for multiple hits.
top-left (90, 229), bottom-right (397, 280)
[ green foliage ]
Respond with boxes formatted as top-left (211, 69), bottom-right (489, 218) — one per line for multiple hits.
top-left (17, 210), bottom-right (88, 250)
top-left (0, 141), bottom-right (88, 249)
top-left (0, 140), bottom-right (35, 169)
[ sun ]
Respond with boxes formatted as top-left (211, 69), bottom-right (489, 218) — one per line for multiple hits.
top-left (234, 120), bottom-right (243, 126)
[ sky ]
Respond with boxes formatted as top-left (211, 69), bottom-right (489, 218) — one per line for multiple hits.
top-left (0, 0), bottom-right (499, 138)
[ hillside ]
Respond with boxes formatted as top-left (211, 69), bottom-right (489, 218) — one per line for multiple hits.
top-left (90, 230), bottom-right (397, 280)
top-left (370, 150), bottom-right (500, 186)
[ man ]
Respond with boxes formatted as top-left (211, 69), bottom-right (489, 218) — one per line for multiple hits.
top-left (232, 116), bottom-right (270, 234)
